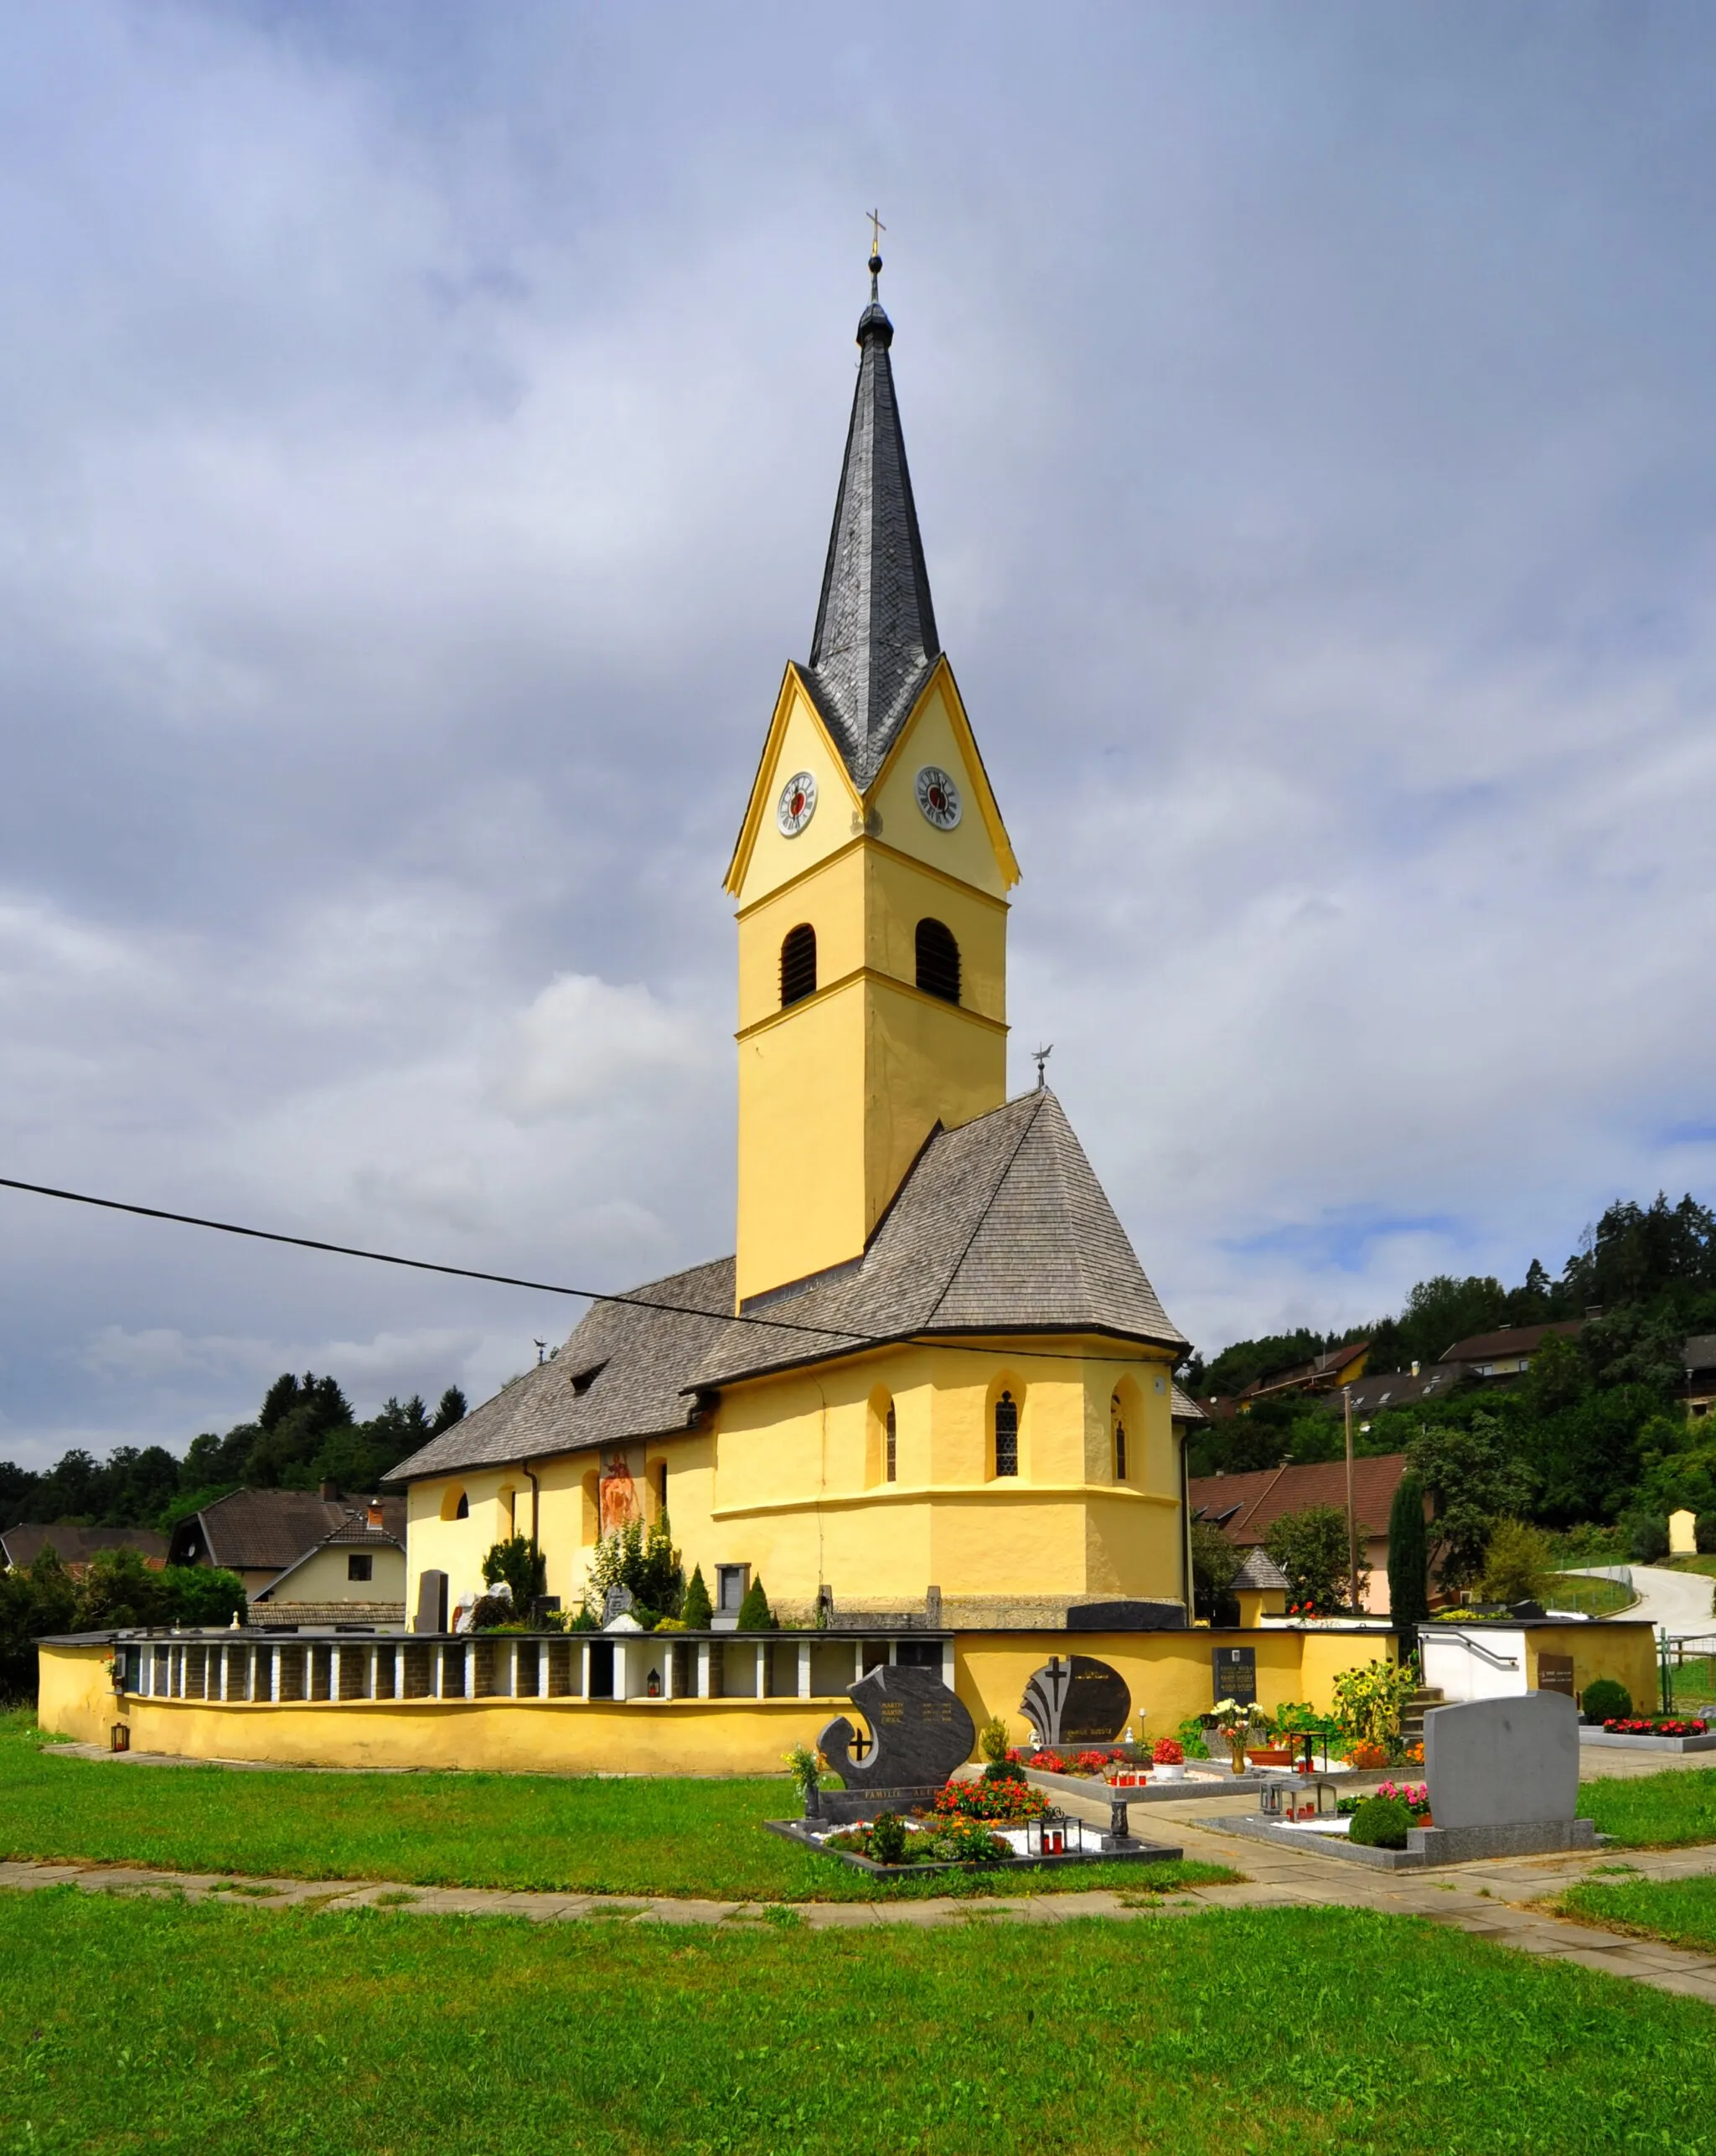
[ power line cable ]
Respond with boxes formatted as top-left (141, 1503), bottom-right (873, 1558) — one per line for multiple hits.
top-left (0, 1173), bottom-right (1185, 1375)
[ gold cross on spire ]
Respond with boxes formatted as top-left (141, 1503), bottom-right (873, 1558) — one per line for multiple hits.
top-left (866, 207), bottom-right (886, 260)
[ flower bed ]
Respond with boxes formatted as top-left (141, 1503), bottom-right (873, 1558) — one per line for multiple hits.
top-left (1605, 1717), bottom-right (1708, 1737)
top-left (824, 1816), bottom-right (1012, 1867)
top-left (1338, 1781), bottom-right (1430, 1819)
top-left (932, 1778), bottom-right (1052, 1823)
top-left (1007, 1747), bottom-right (1136, 1779)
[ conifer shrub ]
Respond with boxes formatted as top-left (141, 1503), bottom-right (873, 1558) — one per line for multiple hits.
top-left (1347, 1794), bottom-right (1414, 1850)
top-left (868, 1811), bottom-right (907, 1864)
top-left (1581, 1677), bottom-right (1632, 1722)
top-left (736, 1575), bottom-right (776, 1630)
top-left (680, 1565), bottom-right (712, 1630)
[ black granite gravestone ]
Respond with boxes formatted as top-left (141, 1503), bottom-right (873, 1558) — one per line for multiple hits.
top-left (1536, 1652), bottom-right (1574, 1698)
top-left (1212, 1644), bottom-right (1257, 1707)
top-left (1020, 1655), bottom-right (1130, 1746)
top-left (816, 1665), bottom-right (975, 1822)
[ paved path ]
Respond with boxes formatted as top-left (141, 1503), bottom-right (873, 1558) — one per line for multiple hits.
top-left (10, 1745), bottom-right (1716, 2008)
top-left (1569, 1561), bottom-right (1716, 1641)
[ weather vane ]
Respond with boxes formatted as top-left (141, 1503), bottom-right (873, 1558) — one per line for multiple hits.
top-left (1033, 1042), bottom-right (1053, 1089)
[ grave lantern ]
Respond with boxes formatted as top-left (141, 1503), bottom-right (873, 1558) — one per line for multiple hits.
top-left (646, 1667), bottom-right (662, 1698)
top-left (1259, 1776), bottom-right (1337, 1824)
top-left (1026, 1807), bottom-right (1080, 1858)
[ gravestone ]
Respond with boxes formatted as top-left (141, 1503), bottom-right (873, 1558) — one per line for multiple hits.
top-left (1535, 1652), bottom-right (1575, 1698)
top-left (414, 1569), bottom-right (448, 1634)
top-left (602, 1584), bottom-right (635, 1626)
top-left (1020, 1655), bottom-right (1130, 1746)
top-left (1212, 1644), bottom-right (1257, 1708)
top-left (817, 1665), bottom-right (976, 1823)
top-left (1417, 1692), bottom-right (1595, 1861)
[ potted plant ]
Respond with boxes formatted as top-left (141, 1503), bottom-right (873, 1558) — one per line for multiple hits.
top-left (1210, 1697), bottom-right (1259, 1774)
top-left (783, 1741), bottom-right (824, 1821)
top-left (1151, 1735), bottom-right (1186, 1781)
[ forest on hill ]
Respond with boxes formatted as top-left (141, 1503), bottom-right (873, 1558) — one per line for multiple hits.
top-left (0, 1372), bottom-right (468, 1536)
top-left (1185, 1192), bottom-right (1716, 1553)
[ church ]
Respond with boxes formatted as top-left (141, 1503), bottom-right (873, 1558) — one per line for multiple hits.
top-left (387, 251), bottom-right (1205, 1634)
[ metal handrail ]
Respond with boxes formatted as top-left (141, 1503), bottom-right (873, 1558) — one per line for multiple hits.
top-left (1421, 1626), bottom-right (1520, 1671)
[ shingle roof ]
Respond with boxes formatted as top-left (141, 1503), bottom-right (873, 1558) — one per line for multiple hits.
top-left (1331, 1362), bottom-right (1465, 1414)
top-left (1686, 1334), bottom-right (1716, 1373)
top-left (384, 1257), bottom-right (737, 1483)
top-left (170, 1490), bottom-right (406, 1574)
top-left (0, 1522), bottom-right (168, 1569)
top-left (800, 276), bottom-right (940, 790)
top-left (688, 1089), bottom-right (1185, 1388)
top-left (386, 1091), bottom-right (1186, 1483)
top-left (1441, 1319), bottom-right (1583, 1362)
top-left (1188, 1455), bottom-right (1417, 1544)
top-left (1233, 1546), bottom-right (1290, 1591)
top-left (1170, 1383), bottom-right (1206, 1424)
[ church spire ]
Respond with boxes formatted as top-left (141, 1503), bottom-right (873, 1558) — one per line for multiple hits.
top-left (804, 242), bottom-right (941, 790)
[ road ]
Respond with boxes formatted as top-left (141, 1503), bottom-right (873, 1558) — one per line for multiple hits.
top-left (1567, 1562), bottom-right (1716, 1641)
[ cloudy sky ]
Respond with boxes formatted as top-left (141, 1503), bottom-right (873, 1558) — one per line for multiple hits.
top-left (3, 3), bottom-right (1714, 1469)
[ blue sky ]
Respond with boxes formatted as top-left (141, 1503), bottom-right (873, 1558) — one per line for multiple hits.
top-left (3, 3), bottom-right (1715, 1466)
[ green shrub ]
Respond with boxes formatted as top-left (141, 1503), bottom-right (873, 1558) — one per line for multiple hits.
top-left (680, 1565), bottom-right (712, 1630)
top-left (868, 1811), bottom-right (907, 1864)
top-left (1387, 1472), bottom-right (1429, 1631)
top-left (481, 1535), bottom-right (546, 1609)
top-left (1581, 1677), bottom-right (1632, 1722)
top-left (736, 1575), bottom-right (776, 1630)
top-left (1626, 1512), bottom-right (1670, 1564)
top-left (978, 1714), bottom-right (1010, 1766)
top-left (1479, 1517), bottom-right (1552, 1606)
top-left (1347, 1795), bottom-right (1413, 1850)
top-left (1175, 1715), bottom-right (1210, 1760)
top-left (981, 1760), bottom-right (1025, 1784)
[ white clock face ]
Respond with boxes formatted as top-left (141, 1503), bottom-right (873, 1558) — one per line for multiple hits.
top-left (915, 765), bottom-right (962, 830)
top-left (776, 770), bottom-right (818, 837)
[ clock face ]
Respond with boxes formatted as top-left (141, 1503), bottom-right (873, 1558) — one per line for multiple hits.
top-left (776, 770), bottom-right (818, 837)
top-left (915, 765), bottom-right (962, 830)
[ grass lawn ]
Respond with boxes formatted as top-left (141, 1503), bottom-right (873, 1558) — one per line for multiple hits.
top-left (1578, 1767), bottom-right (1716, 1848)
top-left (1542, 1570), bottom-right (1636, 1616)
top-left (2, 1893), bottom-right (1713, 2155)
top-left (0, 1716), bottom-right (1233, 1902)
top-left (1556, 1868), bottom-right (1716, 1957)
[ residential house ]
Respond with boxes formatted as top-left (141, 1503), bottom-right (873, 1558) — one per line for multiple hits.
top-left (1439, 1319), bottom-right (1584, 1381)
top-left (168, 1486), bottom-right (407, 1627)
top-left (1685, 1336), bottom-right (1716, 1422)
top-left (1188, 1452), bottom-right (1424, 1616)
top-left (0, 1522), bottom-right (168, 1572)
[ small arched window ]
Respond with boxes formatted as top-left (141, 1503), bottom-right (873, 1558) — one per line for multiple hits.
top-left (885, 1402), bottom-right (897, 1483)
top-left (994, 1390), bottom-right (1019, 1478)
top-left (454, 1492), bottom-right (469, 1520)
top-left (1114, 1409), bottom-right (1128, 1482)
top-left (780, 923), bottom-right (817, 1006)
top-left (915, 918), bottom-right (960, 1003)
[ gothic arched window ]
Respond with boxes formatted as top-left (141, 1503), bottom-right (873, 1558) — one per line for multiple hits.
top-left (994, 1390), bottom-right (1019, 1478)
top-left (780, 923), bottom-right (817, 1006)
top-left (885, 1401), bottom-right (897, 1483)
top-left (1113, 1402), bottom-right (1128, 1482)
top-left (915, 918), bottom-right (960, 1004)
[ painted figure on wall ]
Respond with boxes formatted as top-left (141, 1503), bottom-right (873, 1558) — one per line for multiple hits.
top-left (599, 1451), bottom-right (638, 1538)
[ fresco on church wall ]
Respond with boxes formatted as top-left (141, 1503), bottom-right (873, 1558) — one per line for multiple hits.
top-left (598, 1452), bottom-right (639, 1537)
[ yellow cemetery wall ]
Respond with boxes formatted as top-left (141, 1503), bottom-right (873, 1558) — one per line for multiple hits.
top-left (36, 1642), bottom-right (115, 1747)
top-left (1525, 1621), bottom-right (1656, 1707)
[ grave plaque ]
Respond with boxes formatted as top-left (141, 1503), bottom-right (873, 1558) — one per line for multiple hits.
top-left (817, 1665), bottom-right (975, 1800)
top-left (1535, 1652), bottom-right (1575, 1698)
top-left (1021, 1655), bottom-right (1130, 1746)
top-left (414, 1569), bottom-right (448, 1635)
top-left (1212, 1645), bottom-right (1257, 1708)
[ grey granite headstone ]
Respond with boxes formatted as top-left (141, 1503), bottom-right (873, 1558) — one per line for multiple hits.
top-left (602, 1584), bottom-right (634, 1626)
top-left (1424, 1692), bottom-right (1579, 1831)
top-left (414, 1569), bottom-right (447, 1634)
top-left (818, 1665), bottom-right (975, 1799)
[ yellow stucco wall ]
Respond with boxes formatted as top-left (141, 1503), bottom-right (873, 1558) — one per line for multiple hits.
top-left (1524, 1622), bottom-right (1656, 1707)
top-left (37, 1642), bottom-right (116, 1747)
top-left (729, 669), bottom-right (1016, 1303)
top-left (403, 1341), bottom-right (1188, 1627)
top-left (260, 1543), bottom-right (407, 1606)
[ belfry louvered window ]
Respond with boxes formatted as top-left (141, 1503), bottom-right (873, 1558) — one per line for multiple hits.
top-left (994, 1391), bottom-right (1018, 1477)
top-left (780, 923), bottom-right (817, 1006)
top-left (915, 918), bottom-right (960, 1003)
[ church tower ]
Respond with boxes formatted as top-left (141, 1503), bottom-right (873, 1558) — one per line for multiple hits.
top-left (726, 253), bottom-right (1021, 1307)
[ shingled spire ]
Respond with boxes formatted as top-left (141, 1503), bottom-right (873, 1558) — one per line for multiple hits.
top-left (804, 247), bottom-right (941, 789)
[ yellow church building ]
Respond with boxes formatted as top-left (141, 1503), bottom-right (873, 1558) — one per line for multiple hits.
top-left (44, 260), bottom-right (1666, 1769)
top-left (387, 256), bottom-right (1203, 1634)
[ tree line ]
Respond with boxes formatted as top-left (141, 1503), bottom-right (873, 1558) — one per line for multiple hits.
top-left (1186, 1189), bottom-right (1716, 1566)
top-left (0, 1372), bottom-right (469, 1536)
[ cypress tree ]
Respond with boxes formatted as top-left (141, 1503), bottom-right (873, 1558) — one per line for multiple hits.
top-left (681, 1564), bottom-right (713, 1631)
top-left (1388, 1471), bottom-right (1430, 1635)
top-left (736, 1574), bottom-right (776, 1631)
